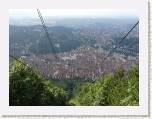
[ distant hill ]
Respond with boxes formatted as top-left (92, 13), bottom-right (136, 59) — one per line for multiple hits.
top-left (9, 18), bottom-right (139, 57)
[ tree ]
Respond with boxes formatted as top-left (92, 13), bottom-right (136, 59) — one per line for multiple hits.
top-left (120, 66), bottom-right (139, 105)
top-left (70, 66), bottom-right (139, 106)
top-left (9, 59), bottom-right (139, 106)
top-left (69, 75), bottom-right (113, 106)
top-left (9, 59), bottom-right (68, 106)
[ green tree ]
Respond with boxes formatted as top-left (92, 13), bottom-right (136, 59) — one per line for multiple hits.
top-left (9, 59), bottom-right (68, 106)
top-left (120, 66), bottom-right (139, 106)
top-left (70, 74), bottom-right (113, 106)
top-left (70, 66), bottom-right (139, 106)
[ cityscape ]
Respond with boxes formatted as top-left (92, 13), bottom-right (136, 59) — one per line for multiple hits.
top-left (9, 10), bottom-right (139, 106)
top-left (9, 16), bottom-right (139, 80)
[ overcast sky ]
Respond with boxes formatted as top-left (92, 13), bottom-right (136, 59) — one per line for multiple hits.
top-left (9, 9), bottom-right (138, 19)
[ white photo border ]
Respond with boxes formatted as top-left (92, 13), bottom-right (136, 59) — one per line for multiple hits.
top-left (0, 0), bottom-right (148, 116)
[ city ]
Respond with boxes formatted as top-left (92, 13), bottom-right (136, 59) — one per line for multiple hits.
top-left (9, 10), bottom-right (139, 106)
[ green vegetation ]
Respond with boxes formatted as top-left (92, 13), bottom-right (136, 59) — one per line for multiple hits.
top-left (9, 59), bottom-right (139, 106)
top-left (70, 66), bottom-right (139, 106)
top-left (9, 59), bottom-right (68, 106)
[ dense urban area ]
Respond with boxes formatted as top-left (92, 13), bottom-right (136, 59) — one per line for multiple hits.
top-left (9, 16), bottom-right (139, 106)
top-left (10, 18), bottom-right (139, 79)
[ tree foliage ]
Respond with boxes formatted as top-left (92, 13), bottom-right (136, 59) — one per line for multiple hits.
top-left (70, 66), bottom-right (139, 106)
top-left (9, 59), bottom-right (139, 106)
top-left (9, 59), bottom-right (68, 106)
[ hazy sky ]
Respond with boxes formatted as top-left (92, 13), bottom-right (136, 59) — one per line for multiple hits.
top-left (9, 9), bottom-right (138, 19)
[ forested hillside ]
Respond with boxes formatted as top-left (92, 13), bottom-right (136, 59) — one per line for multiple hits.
top-left (9, 59), bottom-right (68, 106)
top-left (70, 66), bottom-right (139, 106)
top-left (9, 18), bottom-right (139, 57)
top-left (9, 59), bottom-right (139, 106)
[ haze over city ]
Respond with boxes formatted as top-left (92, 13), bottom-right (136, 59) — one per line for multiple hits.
top-left (9, 9), bottom-right (139, 106)
top-left (9, 9), bottom-right (138, 19)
